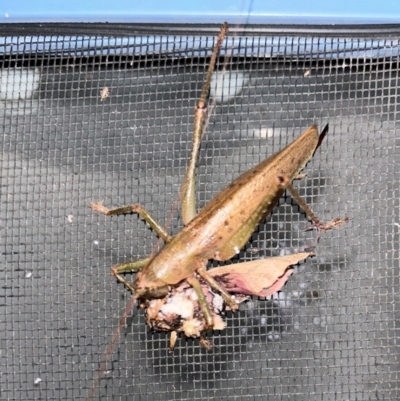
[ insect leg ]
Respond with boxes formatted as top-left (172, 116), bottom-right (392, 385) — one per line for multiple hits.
top-left (286, 182), bottom-right (347, 231)
top-left (186, 276), bottom-right (214, 329)
top-left (90, 202), bottom-right (172, 242)
top-left (111, 257), bottom-right (150, 274)
top-left (112, 274), bottom-right (136, 293)
top-left (108, 258), bottom-right (151, 292)
top-left (285, 182), bottom-right (321, 227)
top-left (181, 22), bottom-right (229, 225)
top-left (197, 267), bottom-right (238, 311)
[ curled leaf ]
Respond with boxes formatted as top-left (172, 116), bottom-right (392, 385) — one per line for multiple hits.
top-left (208, 252), bottom-right (314, 296)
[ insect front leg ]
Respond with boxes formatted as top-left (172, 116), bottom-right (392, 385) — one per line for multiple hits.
top-left (90, 202), bottom-right (172, 242)
top-left (90, 202), bottom-right (174, 292)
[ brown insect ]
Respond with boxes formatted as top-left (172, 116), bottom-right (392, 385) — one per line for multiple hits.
top-left (90, 22), bottom-right (342, 348)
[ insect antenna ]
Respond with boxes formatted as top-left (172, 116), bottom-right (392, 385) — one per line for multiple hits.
top-left (86, 293), bottom-right (139, 401)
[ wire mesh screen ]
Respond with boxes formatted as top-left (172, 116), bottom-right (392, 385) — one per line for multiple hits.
top-left (1, 24), bottom-right (399, 400)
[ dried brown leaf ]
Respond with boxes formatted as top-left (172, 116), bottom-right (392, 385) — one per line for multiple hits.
top-left (208, 252), bottom-right (314, 296)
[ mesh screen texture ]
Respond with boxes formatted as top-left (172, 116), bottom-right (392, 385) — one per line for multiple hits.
top-left (1, 25), bottom-right (399, 400)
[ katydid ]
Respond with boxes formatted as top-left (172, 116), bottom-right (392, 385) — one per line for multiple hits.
top-left (90, 22), bottom-right (338, 347)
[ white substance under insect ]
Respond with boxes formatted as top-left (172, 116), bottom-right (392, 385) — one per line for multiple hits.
top-left (234, 246), bottom-right (240, 255)
top-left (188, 288), bottom-right (198, 301)
top-left (211, 293), bottom-right (224, 312)
top-left (210, 71), bottom-right (248, 104)
top-left (160, 292), bottom-right (194, 319)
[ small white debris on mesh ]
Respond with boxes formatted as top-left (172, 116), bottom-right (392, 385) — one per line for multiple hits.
top-left (93, 240), bottom-right (99, 245)
top-left (304, 69), bottom-right (311, 77)
top-left (260, 315), bottom-right (267, 325)
top-left (25, 272), bottom-right (32, 278)
top-left (67, 214), bottom-right (74, 223)
top-left (100, 86), bottom-right (109, 101)
top-left (267, 331), bottom-right (281, 341)
top-left (253, 127), bottom-right (275, 139)
top-left (34, 378), bottom-right (42, 385)
top-left (234, 246), bottom-right (240, 255)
